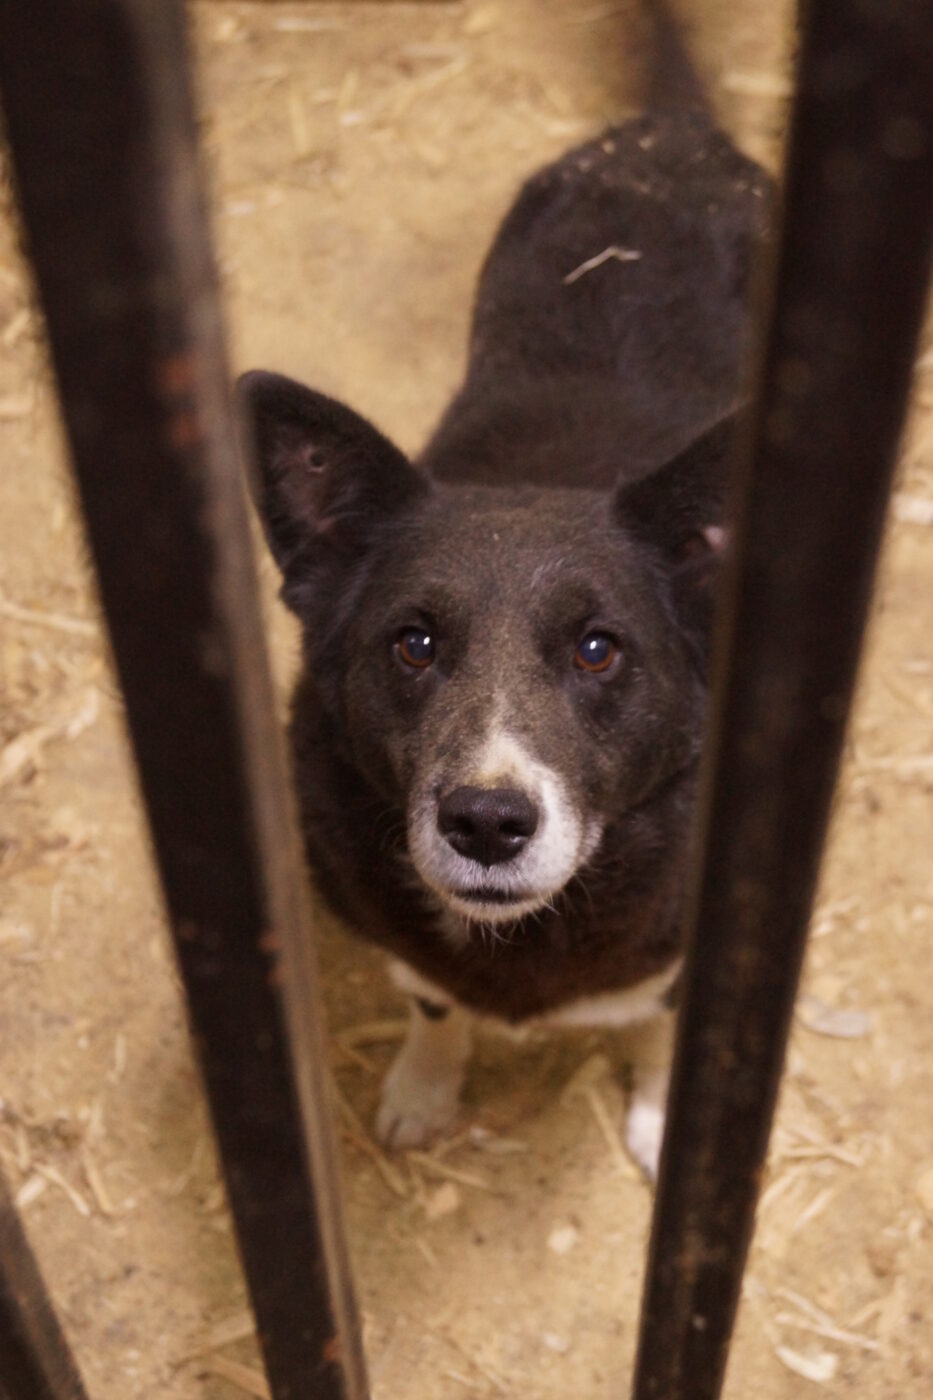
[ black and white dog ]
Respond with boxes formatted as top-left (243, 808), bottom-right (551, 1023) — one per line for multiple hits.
top-left (240, 28), bottom-right (772, 1177)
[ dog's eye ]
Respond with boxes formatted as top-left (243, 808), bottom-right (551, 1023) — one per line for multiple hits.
top-left (396, 627), bottom-right (435, 669)
top-left (574, 631), bottom-right (619, 674)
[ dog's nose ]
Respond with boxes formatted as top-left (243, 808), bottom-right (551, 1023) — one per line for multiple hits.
top-left (437, 786), bottom-right (539, 866)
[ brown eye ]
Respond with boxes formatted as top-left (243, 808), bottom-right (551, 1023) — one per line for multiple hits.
top-left (574, 631), bottom-right (619, 674)
top-left (396, 627), bottom-right (435, 669)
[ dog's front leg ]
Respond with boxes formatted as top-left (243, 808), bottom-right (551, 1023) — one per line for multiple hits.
top-left (376, 994), bottom-right (473, 1150)
top-left (624, 1011), bottom-right (675, 1182)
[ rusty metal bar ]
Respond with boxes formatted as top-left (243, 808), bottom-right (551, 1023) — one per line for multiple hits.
top-left (633, 3), bottom-right (933, 1397)
top-left (0, 4), bottom-right (368, 1398)
top-left (0, 1166), bottom-right (89, 1400)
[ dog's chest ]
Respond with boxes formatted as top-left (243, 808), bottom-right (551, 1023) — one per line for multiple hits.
top-left (391, 955), bottom-right (682, 1031)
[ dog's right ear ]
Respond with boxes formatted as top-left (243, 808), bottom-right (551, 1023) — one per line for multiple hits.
top-left (615, 408), bottom-right (743, 661)
top-left (614, 410), bottom-right (739, 562)
top-left (238, 370), bottom-right (429, 606)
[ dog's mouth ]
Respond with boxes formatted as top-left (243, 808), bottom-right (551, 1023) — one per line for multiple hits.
top-left (453, 887), bottom-right (530, 905)
top-left (440, 884), bottom-right (556, 925)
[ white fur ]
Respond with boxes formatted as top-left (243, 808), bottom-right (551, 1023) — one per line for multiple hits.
top-left (385, 957), bottom-right (678, 1175)
top-left (389, 956), bottom-right (680, 1032)
top-left (376, 997), bottom-right (472, 1149)
top-left (625, 1095), bottom-right (667, 1179)
top-left (389, 959), bottom-right (455, 1005)
top-left (544, 961), bottom-right (681, 1030)
top-left (622, 1014), bottom-right (675, 1180)
top-left (407, 700), bottom-right (602, 925)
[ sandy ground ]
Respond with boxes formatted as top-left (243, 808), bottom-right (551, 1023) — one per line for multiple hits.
top-left (2, 3), bottom-right (932, 1398)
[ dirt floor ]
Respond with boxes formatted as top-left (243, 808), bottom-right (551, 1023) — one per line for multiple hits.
top-left (2, 2), bottom-right (932, 1397)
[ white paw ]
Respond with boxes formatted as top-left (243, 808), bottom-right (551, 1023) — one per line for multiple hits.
top-left (624, 1096), bottom-right (666, 1182)
top-left (375, 1047), bottom-right (462, 1150)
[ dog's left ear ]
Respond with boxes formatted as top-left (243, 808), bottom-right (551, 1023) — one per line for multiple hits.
top-left (615, 409), bottom-right (741, 647)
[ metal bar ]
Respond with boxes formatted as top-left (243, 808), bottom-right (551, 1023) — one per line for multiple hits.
top-left (0, 1166), bottom-right (89, 1400)
top-left (0, 5), bottom-right (369, 1398)
top-left (632, 3), bottom-right (933, 1397)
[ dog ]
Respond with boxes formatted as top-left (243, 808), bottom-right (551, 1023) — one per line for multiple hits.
top-left (239, 19), bottom-right (772, 1179)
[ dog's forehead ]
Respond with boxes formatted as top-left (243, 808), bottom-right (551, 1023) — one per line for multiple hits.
top-left (389, 485), bottom-right (635, 597)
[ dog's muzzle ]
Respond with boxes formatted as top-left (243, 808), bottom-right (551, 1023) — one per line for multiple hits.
top-left (406, 727), bottom-right (603, 925)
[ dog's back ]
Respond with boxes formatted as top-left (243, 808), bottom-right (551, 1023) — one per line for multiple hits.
top-left (422, 55), bottom-right (771, 491)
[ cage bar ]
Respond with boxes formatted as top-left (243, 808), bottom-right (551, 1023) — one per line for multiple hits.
top-left (632, 3), bottom-right (933, 1397)
top-left (0, 1167), bottom-right (89, 1400)
top-left (0, 4), bottom-right (369, 1398)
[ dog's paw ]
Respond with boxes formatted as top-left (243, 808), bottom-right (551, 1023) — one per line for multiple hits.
top-left (375, 1048), bottom-right (461, 1150)
top-left (624, 1095), bottom-right (666, 1182)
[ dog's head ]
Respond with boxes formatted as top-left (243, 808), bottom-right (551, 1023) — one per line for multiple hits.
top-left (240, 371), bottom-right (731, 929)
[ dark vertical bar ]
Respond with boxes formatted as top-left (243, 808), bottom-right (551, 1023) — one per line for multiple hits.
top-left (0, 1167), bottom-right (89, 1400)
top-left (0, 5), bottom-right (368, 1398)
top-left (633, 3), bottom-right (933, 1397)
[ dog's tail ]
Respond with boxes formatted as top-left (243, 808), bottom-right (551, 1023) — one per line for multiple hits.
top-left (643, 0), bottom-right (714, 121)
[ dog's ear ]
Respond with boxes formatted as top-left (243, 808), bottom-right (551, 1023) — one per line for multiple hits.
top-left (238, 370), bottom-right (429, 606)
top-left (615, 409), bottom-right (739, 559)
top-left (615, 409), bottom-right (741, 650)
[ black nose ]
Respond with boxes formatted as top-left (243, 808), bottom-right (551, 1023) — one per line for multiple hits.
top-left (437, 786), bottom-right (539, 867)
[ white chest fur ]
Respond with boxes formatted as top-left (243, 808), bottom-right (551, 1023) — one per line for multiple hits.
top-left (381, 955), bottom-right (678, 1178)
top-left (388, 955), bottom-right (681, 1032)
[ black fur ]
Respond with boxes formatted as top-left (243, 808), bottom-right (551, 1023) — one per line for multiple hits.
top-left (240, 104), bottom-right (772, 1023)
